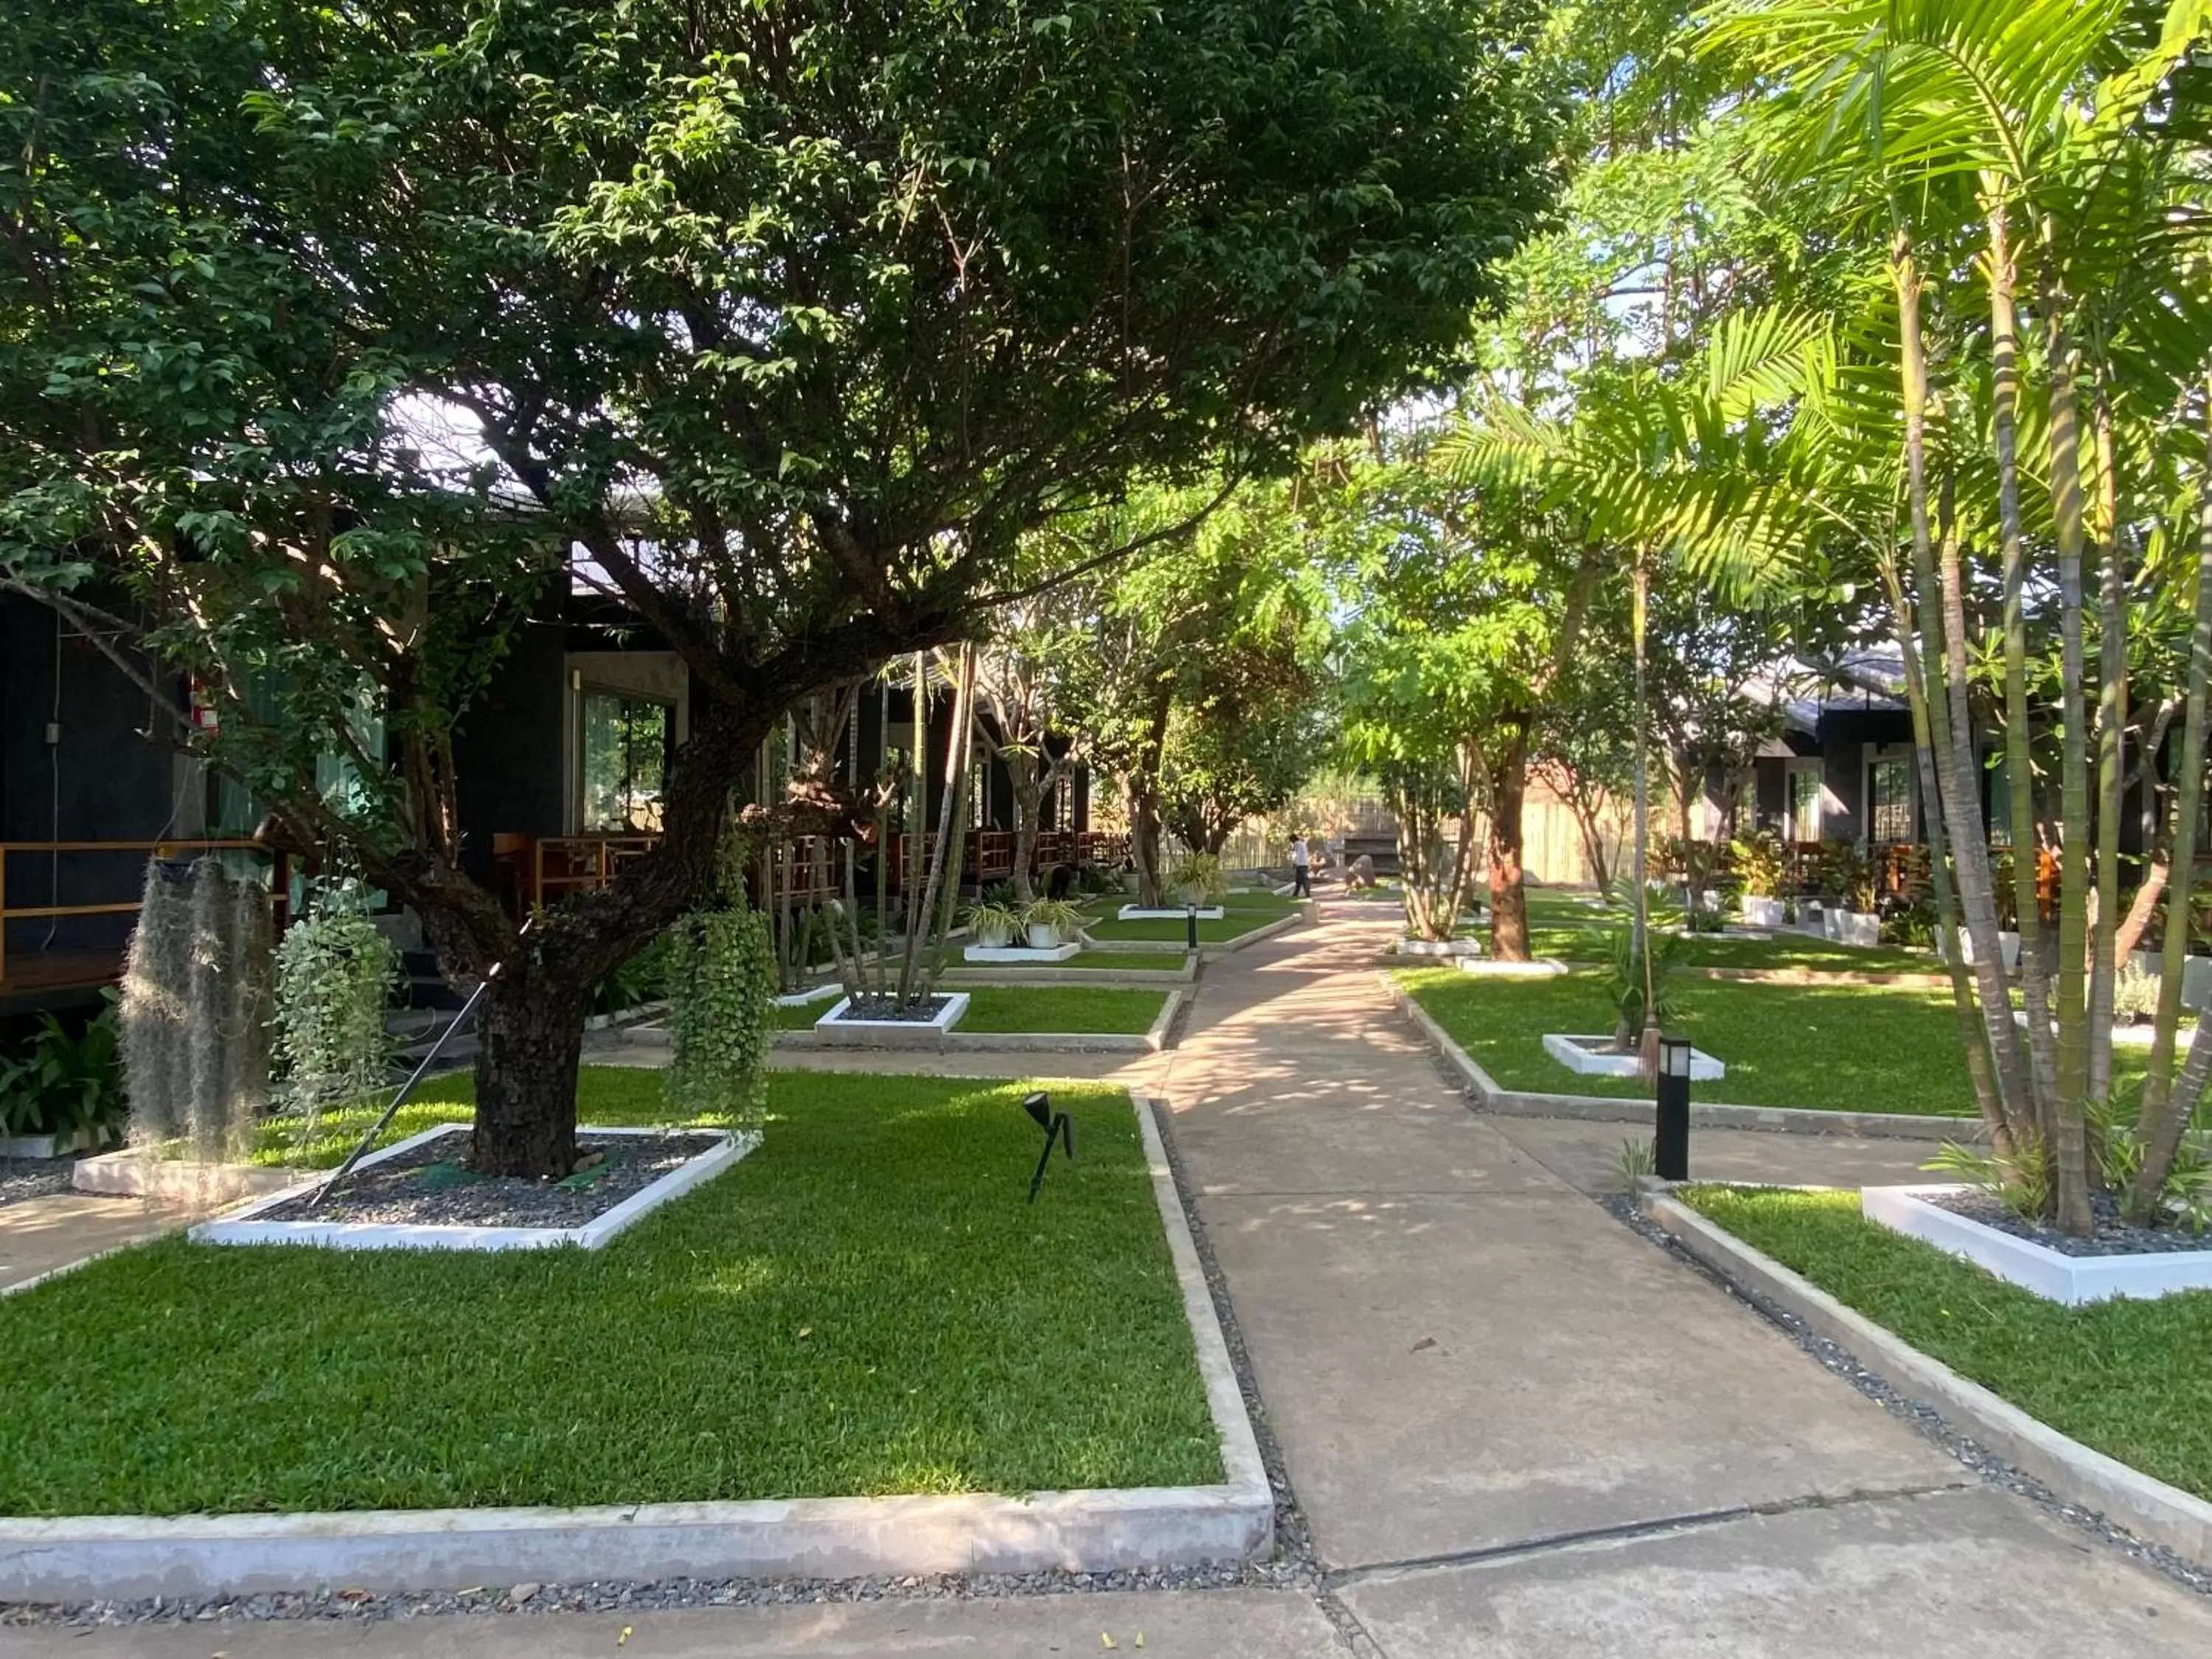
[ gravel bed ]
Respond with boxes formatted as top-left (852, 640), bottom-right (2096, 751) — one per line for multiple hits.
top-left (832, 995), bottom-right (955, 1023)
top-left (252, 1130), bottom-right (727, 1230)
top-left (1607, 1192), bottom-right (2212, 1601)
top-left (1927, 1190), bottom-right (2212, 1258)
top-left (0, 1159), bottom-right (74, 1209)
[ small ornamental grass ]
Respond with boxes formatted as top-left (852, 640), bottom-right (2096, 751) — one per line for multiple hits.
top-left (1679, 1185), bottom-right (2212, 1502)
top-left (0, 1070), bottom-right (1220, 1516)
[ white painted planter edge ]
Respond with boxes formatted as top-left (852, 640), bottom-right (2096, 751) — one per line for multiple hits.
top-left (0, 1095), bottom-right (1270, 1599)
top-left (1543, 1032), bottom-right (1726, 1082)
top-left (189, 1126), bottom-right (757, 1253)
top-left (1644, 1189), bottom-right (2212, 1569)
top-left (1861, 1184), bottom-right (2212, 1304)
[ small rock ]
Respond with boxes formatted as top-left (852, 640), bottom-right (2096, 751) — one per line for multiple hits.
top-left (509, 1582), bottom-right (540, 1606)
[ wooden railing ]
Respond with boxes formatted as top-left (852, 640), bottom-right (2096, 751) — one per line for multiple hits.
top-left (0, 838), bottom-right (285, 991)
top-left (493, 833), bottom-right (660, 914)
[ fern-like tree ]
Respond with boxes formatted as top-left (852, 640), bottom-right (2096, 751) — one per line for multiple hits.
top-left (1, 0), bottom-right (1558, 1175)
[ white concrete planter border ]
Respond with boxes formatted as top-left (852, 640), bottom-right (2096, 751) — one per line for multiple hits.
top-left (1543, 1032), bottom-right (1725, 1082)
top-left (0, 1096), bottom-right (1268, 1601)
top-left (1860, 1183), bottom-right (2212, 1305)
top-left (813, 992), bottom-right (971, 1045)
top-left (1119, 903), bottom-right (1225, 922)
top-left (1643, 1189), bottom-right (2212, 1571)
top-left (1454, 956), bottom-right (1568, 978)
top-left (772, 982), bottom-right (845, 1009)
top-left (1394, 936), bottom-right (1485, 958)
top-left (963, 941), bottom-right (1081, 964)
top-left (1382, 973), bottom-right (1968, 1141)
top-left (189, 1126), bottom-right (756, 1254)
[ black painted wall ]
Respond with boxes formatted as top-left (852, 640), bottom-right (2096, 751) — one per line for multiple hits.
top-left (1, 596), bottom-right (181, 956)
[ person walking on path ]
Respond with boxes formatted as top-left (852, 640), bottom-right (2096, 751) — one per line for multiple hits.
top-left (1290, 833), bottom-right (1312, 897)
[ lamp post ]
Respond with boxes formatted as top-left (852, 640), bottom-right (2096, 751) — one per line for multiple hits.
top-left (1655, 1035), bottom-right (1692, 1181)
top-left (1186, 900), bottom-right (1200, 952)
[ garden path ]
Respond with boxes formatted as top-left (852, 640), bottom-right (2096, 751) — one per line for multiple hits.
top-left (1138, 900), bottom-right (2212, 1654)
top-left (15, 902), bottom-right (2212, 1656)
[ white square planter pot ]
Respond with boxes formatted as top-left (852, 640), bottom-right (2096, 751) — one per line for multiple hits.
top-left (1394, 936), bottom-right (1486, 958)
top-left (1543, 1032), bottom-right (1726, 1082)
top-left (1118, 904), bottom-right (1224, 922)
top-left (963, 941), bottom-right (1080, 964)
top-left (191, 1125), bottom-right (755, 1253)
top-left (2126, 949), bottom-right (2212, 1008)
top-left (1740, 896), bottom-right (1787, 929)
top-left (0, 1127), bottom-right (103, 1160)
top-left (1819, 909), bottom-right (1881, 947)
top-left (1862, 1184), bottom-right (2212, 1304)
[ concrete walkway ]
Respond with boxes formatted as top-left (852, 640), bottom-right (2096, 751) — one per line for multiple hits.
top-left (1144, 908), bottom-right (2212, 1655)
top-left (10, 904), bottom-right (2212, 1657)
top-left (0, 1192), bottom-right (186, 1295)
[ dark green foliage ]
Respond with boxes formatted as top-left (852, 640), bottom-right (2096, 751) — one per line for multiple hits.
top-left (0, 1001), bottom-right (125, 1141)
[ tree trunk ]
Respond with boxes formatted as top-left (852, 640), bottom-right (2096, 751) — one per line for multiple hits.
top-left (1129, 679), bottom-right (1175, 908)
top-left (2043, 285), bottom-right (2096, 1234)
top-left (2115, 852), bottom-right (2167, 967)
top-left (1631, 554), bottom-right (1653, 1050)
top-left (1985, 190), bottom-right (2059, 1107)
top-left (1005, 751), bottom-right (1043, 904)
top-left (1882, 562), bottom-right (2011, 1150)
top-left (2130, 369), bottom-right (2212, 1220)
top-left (1895, 236), bottom-right (2038, 1151)
top-left (2089, 380), bottom-right (2128, 1110)
top-left (470, 960), bottom-right (585, 1178)
top-left (1486, 727), bottom-right (1532, 961)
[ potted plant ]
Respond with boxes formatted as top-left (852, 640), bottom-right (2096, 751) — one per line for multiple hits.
top-left (1020, 898), bottom-right (1085, 950)
top-left (0, 1004), bottom-right (126, 1158)
top-left (961, 899), bottom-right (1026, 950)
top-left (1168, 852), bottom-right (1230, 907)
top-left (1731, 831), bottom-right (1789, 928)
top-left (1815, 839), bottom-right (1880, 946)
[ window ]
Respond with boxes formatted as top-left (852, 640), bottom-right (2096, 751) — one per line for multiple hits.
top-left (579, 692), bottom-right (671, 832)
top-left (1868, 755), bottom-right (1915, 844)
top-left (1788, 767), bottom-right (1823, 843)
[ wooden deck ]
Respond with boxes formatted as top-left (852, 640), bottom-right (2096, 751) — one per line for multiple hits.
top-left (0, 947), bottom-right (125, 1003)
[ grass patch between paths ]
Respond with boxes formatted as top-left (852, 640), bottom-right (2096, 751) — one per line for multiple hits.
top-left (1078, 893), bottom-right (1298, 945)
top-left (0, 1070), bottom-right (1219, 1517)
top-left (1680, 1186), bottom-right (2212, 1502)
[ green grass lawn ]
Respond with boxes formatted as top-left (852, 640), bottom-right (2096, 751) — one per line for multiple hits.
top-left (774, 985), bottom-right (1168, 1032)
top-left (2, 1070), bottom-right (1218, 1517)
top-left (1402, 967), bottom-right (1993, 1116)
top-left (1079, 894), bottom-right (1298, 944)
top-left (1681, 1186), bottom-right (2212, 1501)
top-left (1522, 894), bottom-right (1936, 975)
top-left (970, 949), bottom-right (1192, 973)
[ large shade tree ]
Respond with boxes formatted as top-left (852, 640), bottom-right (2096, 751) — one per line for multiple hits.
top-left (1, 0), bottom-right (1559, 1173)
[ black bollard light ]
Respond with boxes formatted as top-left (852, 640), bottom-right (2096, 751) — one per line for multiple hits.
top-left (1655, 1035), bottom-right (1692, 1181)
top-left (1186, 900), bottom-right (1200, 951)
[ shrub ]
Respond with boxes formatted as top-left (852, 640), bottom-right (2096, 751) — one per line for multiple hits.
top-left (1731, 830), bottom-right (1790, 899)
top-left (962, 899), bottom-right (1026, 945)
top-left (2113, 959), bottom-right (2162, 1025)
top-left (270, 878), bottom-right (398, 1137)
top-left (664, 903), bottom-right (776, 1133)
top-left (1881, 900), bottom-right (1938, 949)
top-left (1815, 838), bottom-right (1874, 910)
top-left (1606, 926), bottom-right (1689, 1045)
top-left (1167, 852), bottom-right (1229, 905)
top-left (590, 933), bottom-right (671, 1017)
top-left (0, 1001), bottom-right (124, 1142)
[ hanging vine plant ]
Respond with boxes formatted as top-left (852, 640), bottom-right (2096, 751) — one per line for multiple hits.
top-left (663, 897), bottom-right (776, 1134)
top-left (269, 877), bottom-right (400, 1141)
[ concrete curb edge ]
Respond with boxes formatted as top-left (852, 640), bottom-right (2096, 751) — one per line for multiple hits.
top-left (1377, 972), bottom-right (1977, 1144)
top-left (0, 1098), bottom-right (1272, 1601)
top-left (1641, 1189), bottom-right (2212, 1571)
